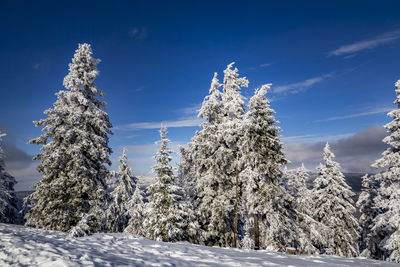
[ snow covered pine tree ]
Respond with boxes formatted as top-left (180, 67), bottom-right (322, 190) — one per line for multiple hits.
top-left (183, 72), bottom-right (224, 245)
top-left (0, 132), bottom-right (18, 224)
top-left (124, 179), bottom-right (146, 236)
top-left (312, 143), bottom-right (359, 257)
top-left (240, 84), bottom-right (287, 250)
top-left (107, 148), bottom-right (137, 232)
top-left (25, 43), bottom-right (113, 236)
top-left (371, 79), bottom-right (400, 263)
top-left (190, 63), bottom-right (248, 247)
top-left (357, 174), bottom-right (381, 258)
top-left (144, 126), bottom-right (196, 242)
top-left (240, 84), bottom-right (320, 253)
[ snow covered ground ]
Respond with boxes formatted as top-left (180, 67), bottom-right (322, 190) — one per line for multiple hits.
top-left (0, 223), bottom-right (397, 267)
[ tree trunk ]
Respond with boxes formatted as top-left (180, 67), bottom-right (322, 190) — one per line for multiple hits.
top-left (254, 204), bottom-right (259, 250)
top-left (233, 164), bottom-right (239, 248)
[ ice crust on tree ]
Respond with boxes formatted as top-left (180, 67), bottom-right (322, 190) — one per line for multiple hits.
top-left (0, 132), bottom-right (18, 224)
top-left (25, 43), bottom-right (113, 236)
top-left (312, 143), bottom-right (360, 257)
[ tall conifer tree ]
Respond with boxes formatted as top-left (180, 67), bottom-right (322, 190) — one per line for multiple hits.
top-left (241, 84), bottom-right (286, 249)
top-left (187, 73), bottom-right (224, 245)
top-left (25, 43), bottom-right (112, 235)
top-left (144, 127), bottom-right (196, 242)
top-left (198, 63), bottom-right (248, 247)
top-left (0, 132), bottom-right (18, 224)
top-left (371, 79), bottom-right (400, 262)
top-left (357, 174), bottom-right (381, 258)
top-left (124, 177), bottom-right (146, 236)
top-left (107, 148), bottom-right (137, 232)
top-left (312, 143), bottom-right (359, 257)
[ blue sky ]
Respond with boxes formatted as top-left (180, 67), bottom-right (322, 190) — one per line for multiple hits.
top-left (1, 0), bottom-right (400, 190)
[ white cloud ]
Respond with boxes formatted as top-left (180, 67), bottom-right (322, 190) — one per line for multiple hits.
top-left (314, 106), bottom-right (392, 122)
top-left (273, 73), bottom-right (333, 94)
top-left (328, 29), bottom-right (400, 56)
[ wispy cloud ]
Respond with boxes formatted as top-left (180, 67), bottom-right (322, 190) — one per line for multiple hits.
top-left (273, 73), bottom-right (333, 94)
top-left (328, 29), bottom-right (400, 56)
top-left (174, 103), bottom-right (201, 116)
top-left (314, 106), bottom-right (392, 122)
top-left (259, 63), bottom-right (271, 68)
top-left (343, 54), bottom-right (357, 60)
top-left (249, 63), bottom-right (271, 70)
top-left (124, 141), bottom-right (183, 156)
top-left (129, 27), bottom-right (148, 40)
top-left (116, 117), bottom-right (203, 131)
top-left (33, 63), bottom-right (40, 70)
top-left (282, 133), bottom-right (353, 144)
top-left (117, 103), bottom-right (204, 131)
top-left (135, 86), bottom-right (145, 92)
top-left (110, 141), bottom-right (185, 178)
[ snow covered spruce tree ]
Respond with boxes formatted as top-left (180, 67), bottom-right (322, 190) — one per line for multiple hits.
top-left (144, 126), bottom-right (197, 242)
top-left (312, 143), bottom-right (359, 257)
top-left (292, 164), bottom-right (311, 202)
top-left (107, 148), bottom-right (137, 232)
top-left (280, 164), bottom-right (327, 253)
top-left (356, 174), bottom-right (381, 258)
top-left (286, 164), bottom-right (332, 254)
top-left (182, 72), bottom-right (224, 245)
top-left (281, 167), bottom-right (296, 196)
top-left (124, 180), bottom-right (146, 236)
top-left (240, 85), bottom-right (320, 253)
top-left (282, 164), bottom-right (310, 199)
top-left (370, 79), bottom-right (400, 262)
top-left (240, 84), bottom-right (287, 250)
top-left (0, 132), bottom-right (18, 224)
top-left (25, 43), bottom-right (113, 236)
top-left (195, 63), bottom-right (248, 247)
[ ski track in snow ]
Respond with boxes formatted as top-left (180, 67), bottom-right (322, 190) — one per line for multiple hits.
top-left (0, 223), bottom-right (397, 267)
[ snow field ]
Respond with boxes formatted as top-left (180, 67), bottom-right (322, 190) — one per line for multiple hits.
top-left (0, 223), bottom-right (397, 267)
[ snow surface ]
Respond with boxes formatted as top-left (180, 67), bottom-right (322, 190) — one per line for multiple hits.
top-left (0, 224), bottom-right (397, 267)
